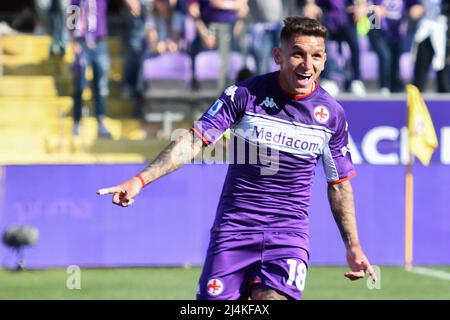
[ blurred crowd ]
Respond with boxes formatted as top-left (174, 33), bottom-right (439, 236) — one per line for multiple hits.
top-left (7, 0), bottom-right (450, 94)
top-left (3, 0), bottom-right (450, 136)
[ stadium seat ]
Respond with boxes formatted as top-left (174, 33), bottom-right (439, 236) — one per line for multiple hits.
top-left (358, 35), bottom-right (371, 52)
top-left (141, 52), bottom-right (192, 89)
top-left (194, 50), bottom-right (256, 85)
top-left (400, 52), bottom-right (413, 82)
top-left (360, 50), bottom-right (379, 81)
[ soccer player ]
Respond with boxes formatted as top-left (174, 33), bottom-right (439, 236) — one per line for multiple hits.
top-left (97, 16), bottom-right (377, 300)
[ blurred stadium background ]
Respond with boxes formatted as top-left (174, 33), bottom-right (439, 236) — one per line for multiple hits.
top-left (0, 0), bottom-right (449, 300)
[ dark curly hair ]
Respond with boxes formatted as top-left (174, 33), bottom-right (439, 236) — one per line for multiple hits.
top-left (280, 16), bottom-right (328, 42)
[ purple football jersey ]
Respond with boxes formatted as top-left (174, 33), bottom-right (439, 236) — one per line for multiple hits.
top-left (72, 0), bottom-right (108, 39)
top-left (193, 71), bottom-right (355, 239)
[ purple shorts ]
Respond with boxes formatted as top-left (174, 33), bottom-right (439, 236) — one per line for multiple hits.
top-left (196, 231), bottom-right (309, 300)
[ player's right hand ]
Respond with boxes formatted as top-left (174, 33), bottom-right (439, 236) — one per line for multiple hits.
top-left (344, 246), bottom-right (378, 284)
top-left (96, 177), bottom-right (143, 207)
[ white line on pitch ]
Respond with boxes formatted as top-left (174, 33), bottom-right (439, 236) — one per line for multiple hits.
top-left (407, 266), bottom-right (450, 281)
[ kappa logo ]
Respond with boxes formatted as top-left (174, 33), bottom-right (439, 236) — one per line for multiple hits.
top-left (341, 144), bottom-right (351, 156)
top-left (225, 85), bottom-right (238, 102)
top-left (313, 106), bottom-right (330, 123)
top-left (259, 97), bottom-right (279, 110)
top-left (207, 278), bottom-right (224, 296)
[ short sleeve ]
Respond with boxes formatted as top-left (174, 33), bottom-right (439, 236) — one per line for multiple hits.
top-left (192, 85), bottom-right (247, 145)
top-left (322, 107), bottom-right (356, 184)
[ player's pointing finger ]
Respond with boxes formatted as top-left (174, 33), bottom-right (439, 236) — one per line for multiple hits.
top-left (96, 186), bottom-right (123, 195)
top-left (366, 264), bottom-right (378, 283)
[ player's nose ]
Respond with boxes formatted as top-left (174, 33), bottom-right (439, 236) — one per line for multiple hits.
top-left (302, 54), bottom-right (313, 70)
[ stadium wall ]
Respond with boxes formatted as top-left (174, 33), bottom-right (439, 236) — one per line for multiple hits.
top-left (0, 99), bottom-right (449, 268)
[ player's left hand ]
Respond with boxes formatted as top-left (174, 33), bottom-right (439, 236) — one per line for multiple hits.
top-left (344, 245), bottom-right (377, 283)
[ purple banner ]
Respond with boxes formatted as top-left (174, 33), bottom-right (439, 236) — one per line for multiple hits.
top-left (341, 99), bottom-right (450, 165)
top-left (0, 163), bottom-right (448, 268)
top-left (0, 164), bottom-right (223, 268)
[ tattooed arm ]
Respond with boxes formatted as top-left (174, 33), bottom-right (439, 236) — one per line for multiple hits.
top-left (328, 180), bottom-right (377, 283)
top-left (97, 129), bottom-right (204, 207)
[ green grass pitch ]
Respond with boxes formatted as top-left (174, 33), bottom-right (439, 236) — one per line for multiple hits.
top-left (0, 266), bottom-right (449, 299)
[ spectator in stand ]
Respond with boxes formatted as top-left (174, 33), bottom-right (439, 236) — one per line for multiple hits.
top-left (187, 0), bottom-right (249, 90)
top-left (303, 0), bottom-right (368, 97)
top-left (121, 0), bottom-right (152, 104)
top-left (144, 0), bottom-right (172, 55)
top-left (71, 0), bottom-right (112, 138)
top-left (412, 0), bottom-right (450, 92)
top-left (35, 0), bottom-right (70, 56)
top-left (282, 0), bottom-right (306, 16)
top-left (168, 0), bottom-right (188, 51)
top-left (247, 0), bottom-right (283, 75)
top-left (444, 0), bottom-right (450, 87)
top-left (367, 0), bottom-right (423, 95)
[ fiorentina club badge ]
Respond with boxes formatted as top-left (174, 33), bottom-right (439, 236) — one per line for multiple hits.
top-left (313, 106), bottom-right (330, 123)
top-left (207, 278), bottom-right (224, 296)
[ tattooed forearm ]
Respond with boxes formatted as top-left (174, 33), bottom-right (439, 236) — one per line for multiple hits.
top-left (139, 130), bottom-right (204, 185)
top-left (327, 180), bottom-right (360, 248)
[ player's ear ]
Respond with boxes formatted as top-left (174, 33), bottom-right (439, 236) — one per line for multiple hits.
top-left (273, 47), bottom-right (282, 65)
top-left (321, 52), bottom-right (327, 71)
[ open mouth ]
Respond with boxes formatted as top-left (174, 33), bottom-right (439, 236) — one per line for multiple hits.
top-left (296, 72), bottom-right (312, 81)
